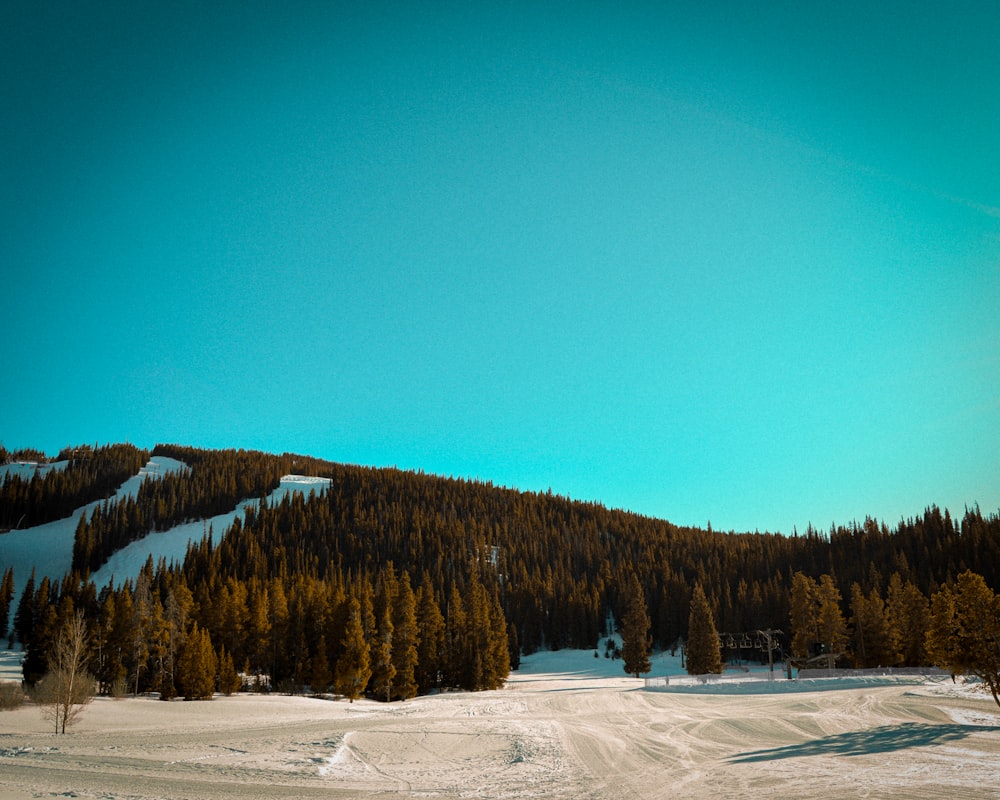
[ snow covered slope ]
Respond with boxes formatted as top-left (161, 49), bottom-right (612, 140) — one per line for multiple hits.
top-left (1, 457), bottom-right (329, 624)
top-left (90, 474), bottom-right (331, 588)
top-left (0, 456), bottom-right (187, 607)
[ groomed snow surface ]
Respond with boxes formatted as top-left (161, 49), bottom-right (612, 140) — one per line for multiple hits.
top-left (1, 646), bottom-right (999, 799)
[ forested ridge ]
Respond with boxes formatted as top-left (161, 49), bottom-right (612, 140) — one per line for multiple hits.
top-left (2, 443), bottom-right (998, 702)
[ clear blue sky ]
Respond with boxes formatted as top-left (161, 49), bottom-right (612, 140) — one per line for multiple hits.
top-left (3, 1), bottom-right (998, 534)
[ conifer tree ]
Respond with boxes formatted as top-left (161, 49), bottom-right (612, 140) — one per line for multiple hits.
top-left (485, 590), bottom-right (511, 689)
top-left (849, 583), bottom-right (896, 668)
top-left (815, 574), bottom-right (848, 657)
top-left (686, 583), bottom-right (722, 675)
top-left (926, 571), bottom-right (1000, 707)
top-left (391, 572), bottom-right (420, 700)
top-left (370, 601), bottom-right (395, 701)
top-left (0, 567), bottom-right (14, 640)
top-left (886, 574), bottom-right (928, 667)
top-left (443, 584), bottom-right (468, 689)
top-left (217, 645), bottom-right (242, 696)
top-left (789, 572), bottom-right (818, 658)
top-left (308, 634), bottom-right (332, 694)
top-left (13, 568), bottom-right (36, 649)
top-left (415, 580), bottom-right (445, 694)
top-left (335, 597), bottom-right (371, 702)
top-left (177, 623), bottom-right (217, 700)
top-left (620, 572), bottom-right (652, 678)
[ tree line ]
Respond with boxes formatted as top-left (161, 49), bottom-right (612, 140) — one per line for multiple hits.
top-left (2, 443), bottom-right (999, 703)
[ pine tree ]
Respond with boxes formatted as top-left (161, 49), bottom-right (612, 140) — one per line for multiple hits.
top-left (391, 572), bottom-right (420, 700)
top-left (443, 584), bottom-right (468, 689)
top-left (485, 590), bottom-right (511, 689)
top-left (886, 574), bottom-right (928, 667)
top-left (926, 571), bottom-right (1000, 707)
top-left (335, 596), bottom-right (371, 702)
top-left (815, 574), bottom-right (848, 657)
top-left (13, 568), bottom-right (36, 649)
top-left (686, 583), bottom-right (722, 675)
top-left (415, 580), bottom-right (445, 694)
top-left (849, 583), bottom-right (896, 668)
top-left (308, 634), bottom-right (332, 694)
top-left (217, 645), bottom-right (242, 696)
top-left (789, 572), bottom-right (818, 658)
top-left (369, 601), bottom-right (395, 701)
top-left (0, 567), bottom-right (14, 640)
top-left (620, 572), bottom-right (652, 678)
top-left (177, 623), bottom-right (217, 700)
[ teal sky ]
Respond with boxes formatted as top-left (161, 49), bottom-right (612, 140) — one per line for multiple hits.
top-left (3, 1), bottom-right (998, 534)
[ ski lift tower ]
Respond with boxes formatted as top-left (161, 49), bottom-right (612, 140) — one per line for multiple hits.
top-left (757, 629), bottom-right (783, 674)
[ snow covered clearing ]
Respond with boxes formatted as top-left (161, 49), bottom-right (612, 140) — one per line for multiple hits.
top-left (2, 647), bottom-right (998, 799)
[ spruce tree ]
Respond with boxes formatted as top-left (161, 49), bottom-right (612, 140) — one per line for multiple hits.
top-left (335, 597), bottom-right (371, 702)
top-left (177, 623), bottom-right (216, 700)
top-left (816, 574), bottom-right (848, 656)
top-left (620, 572), bottom-right (652, 678)
top-left (789, 572), bottom-right (818, 658)
top-left (217, 645), bottom-right (242, 696)
top-left (0, 567), bottom-right (14, 640)
top-left (308, 635), bottom-right (332, 694)
top-left (686, 583), bottom-right (722, 675)
top-left (369, 601), bottom-right (395, 701)
top-left (391, 572), bottom-right (420, 700)
top-left (926, 571), bottom-right (1000, 707)
top-left (415, 581), bottom-right (445, 694)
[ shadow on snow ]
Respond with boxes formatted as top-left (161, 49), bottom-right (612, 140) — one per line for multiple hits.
top-left (729, 722), bottom-right (1000, 763)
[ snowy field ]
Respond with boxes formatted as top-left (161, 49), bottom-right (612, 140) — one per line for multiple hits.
top-left (2, 646), bottom-right (999, 800)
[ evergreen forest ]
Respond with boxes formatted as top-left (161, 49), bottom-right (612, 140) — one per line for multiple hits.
top-left (2, 443), bottom-right (998, 702)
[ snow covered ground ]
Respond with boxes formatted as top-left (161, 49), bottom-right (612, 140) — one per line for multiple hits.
top-left (1, 645), bottom-right (998, 799)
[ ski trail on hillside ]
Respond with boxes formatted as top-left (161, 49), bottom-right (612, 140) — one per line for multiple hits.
top-left (90, 475), bottom-right (331, 588)
top-left (0, 456), bottom-right (187, 605)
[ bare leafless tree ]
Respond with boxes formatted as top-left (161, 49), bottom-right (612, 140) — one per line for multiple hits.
top-left (33, 610), bottom-right (96, 733)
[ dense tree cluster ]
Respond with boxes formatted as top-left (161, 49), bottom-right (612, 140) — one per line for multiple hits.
top-left (0, 443), bottom-right (147, 530)
top-left (2, 444), bottom-right (998, 702)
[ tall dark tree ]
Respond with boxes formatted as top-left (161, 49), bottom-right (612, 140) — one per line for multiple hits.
top-left (335, 596), bottom-right (371, 702)
top-left (391, 572), bottom-right (420, 700)
top-left (686, 583), bottom-right (722, 675)
top-left (926, 571), bottom-right (1000, 707)
top-left (0, 567), bottom-right (14, 639)
top-left (620, 573), bottom-right (652, 678)
top-left (176, 623), bottom-right (216, 700)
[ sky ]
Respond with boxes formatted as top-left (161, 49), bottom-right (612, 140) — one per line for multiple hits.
top-left (2, 1), bottom-right (998, 535)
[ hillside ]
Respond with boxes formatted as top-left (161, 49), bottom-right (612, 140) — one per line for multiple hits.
top-left (1, 442), bottom-right (999, 699)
